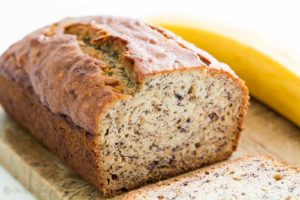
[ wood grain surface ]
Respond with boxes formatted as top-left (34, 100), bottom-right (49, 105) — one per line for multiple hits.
top-left (0, 99), bottom-right (300, 200)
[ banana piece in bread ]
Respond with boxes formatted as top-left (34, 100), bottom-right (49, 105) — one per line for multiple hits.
top-left (0, 16), bottom-right (248, 196)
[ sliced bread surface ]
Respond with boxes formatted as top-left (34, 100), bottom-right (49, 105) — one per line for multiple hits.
top-left (124, 155), bottom-right (300, 200)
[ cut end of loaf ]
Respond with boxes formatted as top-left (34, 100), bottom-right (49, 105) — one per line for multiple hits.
top-left (99, 68), bottom-right (248, 195)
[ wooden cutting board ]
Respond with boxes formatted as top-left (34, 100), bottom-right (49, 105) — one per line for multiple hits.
top-left (0, 99), bottom-right (300, 200)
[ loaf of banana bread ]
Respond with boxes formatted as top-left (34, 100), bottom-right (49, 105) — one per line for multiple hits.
top-left (0, 16), bottom-right (248, 197)
top-left (124, 155), bottom-right (300, 199)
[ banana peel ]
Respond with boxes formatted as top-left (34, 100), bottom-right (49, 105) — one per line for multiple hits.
top-left (151, 17), bottom-right (300, 127)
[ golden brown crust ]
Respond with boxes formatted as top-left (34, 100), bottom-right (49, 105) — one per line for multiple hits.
top-left (0, 74), bottom-right (104, 191)
top-left (0, 16), bottom-right (236, 134)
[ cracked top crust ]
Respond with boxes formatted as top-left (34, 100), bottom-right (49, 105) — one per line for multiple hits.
top-left (0, 16), bottom-right (235, 133)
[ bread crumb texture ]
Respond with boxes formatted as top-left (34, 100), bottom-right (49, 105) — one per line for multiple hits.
top-left (124, 156), bottom-right (300, 200)
top-left (100, 69), bottom-right (246, 194)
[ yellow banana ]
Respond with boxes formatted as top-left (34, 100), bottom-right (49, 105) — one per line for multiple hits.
top-left (151, 17), bottom-right (300, 127)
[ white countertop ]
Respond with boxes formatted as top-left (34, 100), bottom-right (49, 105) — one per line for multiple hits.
top-left (0, 165), bottom-right (35, 200)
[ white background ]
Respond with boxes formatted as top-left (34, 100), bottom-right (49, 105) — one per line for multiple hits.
top-left (0, 0), bottom-right (300, 199)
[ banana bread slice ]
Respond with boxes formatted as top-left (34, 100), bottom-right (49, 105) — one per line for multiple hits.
top-left (0, 16), bottom-right (248, 197)
top-left (124, 155), bottom-right (300, 199)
